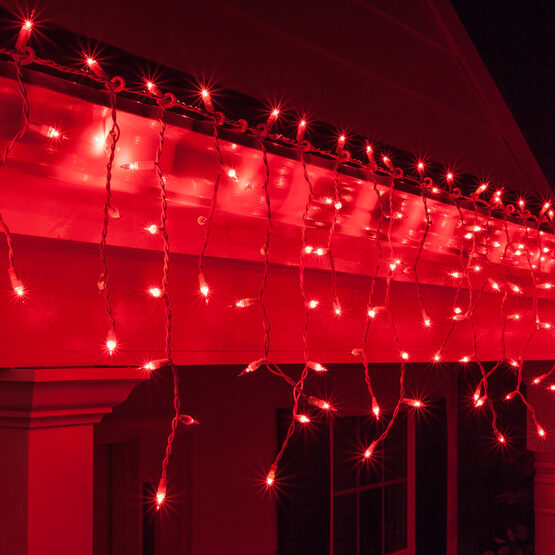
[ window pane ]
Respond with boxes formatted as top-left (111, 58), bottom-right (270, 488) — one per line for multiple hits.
top-left (359, 488), bottom-right (382, 555)
top-left (384, 482), bottom-right (407, 553)
top-left (333, 493), bottom-right (357, 555)
top-left (384, 412), bottom-right (407, 481)
top-left (333, 416), bottom-right (358, 491)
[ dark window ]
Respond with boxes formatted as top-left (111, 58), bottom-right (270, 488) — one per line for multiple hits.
top-left (332, 414), bottom-right (408, 555)
top-left (277, 409), bottom-right (410, 555)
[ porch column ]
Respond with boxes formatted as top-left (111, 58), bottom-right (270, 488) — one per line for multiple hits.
top-left (0, 367), bottom-right (147, 555)
top-left (527, 385), bottom-right (555, 555)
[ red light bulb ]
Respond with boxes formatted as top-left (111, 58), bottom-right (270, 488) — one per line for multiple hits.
top-left (156, 477), bottom-right (167, 509)
top-left (296, 119), bottom-right (307, 142)
top-left (8, 266), bottom-right (24, 297)
top-left (200, 88), bottom-right (214, 112)
top-left (106, 329), bottom-right (117, 355)
top-left (364, 441), bottom-right (378, 459)
top-left (266, 464), bottom-right (277, 485)
top-left (16, 19), bottom-right (33, 51)
top-left (239, 358), bottom-right (266, 376)
top-left (198, 272), bottom-right (209, 300)
top-left (372, 397), bottom-right (380, 420)
top-left (307, 361), bottom-right (327, 373)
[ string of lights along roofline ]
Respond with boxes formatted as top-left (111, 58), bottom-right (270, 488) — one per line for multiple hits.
top-left (1, 16), bottom-right (555, 508)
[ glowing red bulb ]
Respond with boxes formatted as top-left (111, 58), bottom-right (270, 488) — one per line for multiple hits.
top-left (424, 318), bottom-right (431, 327)
top-left (266, 108), bottom-right (280, 129)
top-left (239, 358), bottom-right (266, 376)
top-left (372, 398), bottom-right (380, 420)
top-left (149, 287), bottom-right (162, 298)
top-left (308, 299), bottom-right (319, 309)
top-left (368, 308), bottom-right (376, 319)
top-left (364, 441), bottom-right (377, 459)
top-left (198, 273), bottom-right (209, 299)
top-left (296, 414), bottom-right (311, 424)
top-left (106, 330), bottom-right (117, 355)
top-left (339, 135), bottom-right (346, 142)
top-left (334, 200), bottom-right (342, 210)
top-left (227, 168), bottom-right (237, 179)
top-left (417, 162), bottom-right (424, 171)
top-left (146, 224), bottom-right (158, 234)
top-left (141, 359), bottom-right (168, 371)
top-left (454, 307), bottom-right (462, 314)
top-left (235, 297), bottom-right (257, 308)
top-left (446, 172), bottom-right (454, 181)
top-left (16, 19), bottom-right (33, 51)
top-left (497, 433), bottom-right (505, 444)
top-left (304, 245), bottom-right (314, 254)
top-left (538, 427), bottom-right (546, 438)
top-left (266, 464), bottom-right (277, 485)
top-left (308, 396), bottom-right (334, 411)
top-left (475, 183), bottom-right (488, 195)
top-left (460, 356), bottom-right (469, 363)
top-left (401, 352), bottom-right (409, 360)
top-left (296, 119), bottom-right (307, 141)
top-left (156, 477), bottom-right (167, 510)
top-left (201, 89), bottom-right (210, 98)
top-left (9, 266), bottom-right (25, 297)
top-left (434, 354), bottom-right (441, 362)
top-left (549, 385), bottom-right (555, 392)
top-left (307, 361), bottom-right (327, 373)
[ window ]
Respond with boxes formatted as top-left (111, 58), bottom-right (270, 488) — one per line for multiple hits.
top-left (332, 413), bottom-right (409, 555)
top-left (277, 409), bottom-right (413, 555)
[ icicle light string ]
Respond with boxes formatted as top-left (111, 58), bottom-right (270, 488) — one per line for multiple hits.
top-left (360, 164), bottom-right (388, 421)
top-left (142, 83), bottom-right (184, 510)
top-left (93, 59), bottom-right (124, 354)
top-left (257, 130), bottom-right (273, 360)
top-left (0, 25), bottom-right (34, 298)
top-left (325, 141), bottom-right (348, 314)
top-left (298, 137), bottom-right (316, 362)
top-left (413, 177), bottom-right (434, 328)
top-left (360, 162), bottom-right (413, 459)
top-left (197, 110), bottom-right (226, 302)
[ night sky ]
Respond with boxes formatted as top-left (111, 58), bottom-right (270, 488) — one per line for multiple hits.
top-left (452, 0), bottom-right (555, 191)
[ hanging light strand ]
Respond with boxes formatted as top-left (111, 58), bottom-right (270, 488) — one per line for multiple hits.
top-left (198, 112), bottom-right (226, 298)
